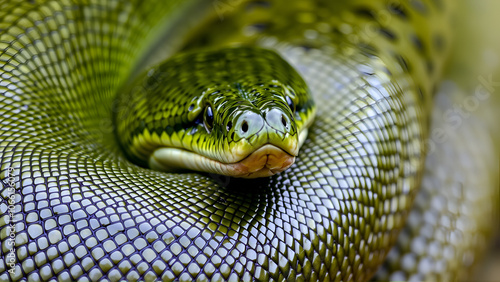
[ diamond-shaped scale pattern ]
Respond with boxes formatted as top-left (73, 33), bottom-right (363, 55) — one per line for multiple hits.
top-left (2, 0), bottom-right (494, 281)
top-left (374, 81), bottom-right (500, 281)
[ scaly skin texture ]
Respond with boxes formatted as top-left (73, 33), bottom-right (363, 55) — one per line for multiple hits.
top-left (115, 47), bottom-right (315, 177)
top-left (0, 0), bottom-right (498, 281)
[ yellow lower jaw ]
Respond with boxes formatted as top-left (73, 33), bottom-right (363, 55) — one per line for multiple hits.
top-left (149, 144), bottom-right (295, 178)
top-left (150, 127), bottom-right (310, 178)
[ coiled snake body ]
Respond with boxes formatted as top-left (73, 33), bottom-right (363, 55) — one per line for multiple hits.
top-left (0, 0), bottom-right (498, 281)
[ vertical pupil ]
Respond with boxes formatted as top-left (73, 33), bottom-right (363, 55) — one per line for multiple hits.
top-left (205, 106), bottom-right (214, 129)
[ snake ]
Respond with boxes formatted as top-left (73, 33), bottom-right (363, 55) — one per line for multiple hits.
top-left (0, 0), bottom-right (499, 281)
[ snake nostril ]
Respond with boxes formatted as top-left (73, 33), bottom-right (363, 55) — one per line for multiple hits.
top-left (281, 115), bottom-right (287, 128)
top-left (242, 121), bottom-right (249, 133)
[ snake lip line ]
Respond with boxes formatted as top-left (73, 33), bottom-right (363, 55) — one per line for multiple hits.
top-left (149, 126), bottom-right (310, 178)
top-left (149, 144), bottom-right (296, 178)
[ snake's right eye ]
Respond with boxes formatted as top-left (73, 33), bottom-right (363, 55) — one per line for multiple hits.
top-left (204, 105), bottom-right (214, 133)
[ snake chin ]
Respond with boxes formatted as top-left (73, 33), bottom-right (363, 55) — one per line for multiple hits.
top-left (148, 125), bottom-right (311, 178)
top-left (149, 144), bottom-right (295, 178)
top-left (229, 144), bottom-right (296, 178)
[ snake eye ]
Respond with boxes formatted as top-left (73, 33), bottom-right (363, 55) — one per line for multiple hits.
top-left (285, 95), bottom-right (296, 113)
top-left (204, 105), bottom-right (214, 132)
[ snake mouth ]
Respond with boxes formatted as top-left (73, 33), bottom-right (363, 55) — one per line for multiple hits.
top-left (149, 144), bottom-right (295, 178)
top-left (149, 125), bottom-right (310, 178)
top-left (223, 144), bottom-right (296, 178)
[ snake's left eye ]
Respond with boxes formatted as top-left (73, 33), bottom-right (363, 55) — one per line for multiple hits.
top-left (204, 105), bottom-right (214, 133)
top-left (285, 96), bottom-right (295, 113)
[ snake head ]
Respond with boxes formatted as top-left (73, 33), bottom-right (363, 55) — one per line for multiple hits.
top-left (115, 47), bottom-right (315, 178)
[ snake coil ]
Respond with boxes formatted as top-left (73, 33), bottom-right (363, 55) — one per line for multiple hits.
top-left (1, 0), bottom-right (499, 281)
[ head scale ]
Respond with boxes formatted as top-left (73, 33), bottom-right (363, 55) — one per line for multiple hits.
top-left (115, 47), bottom-right (315, 178)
